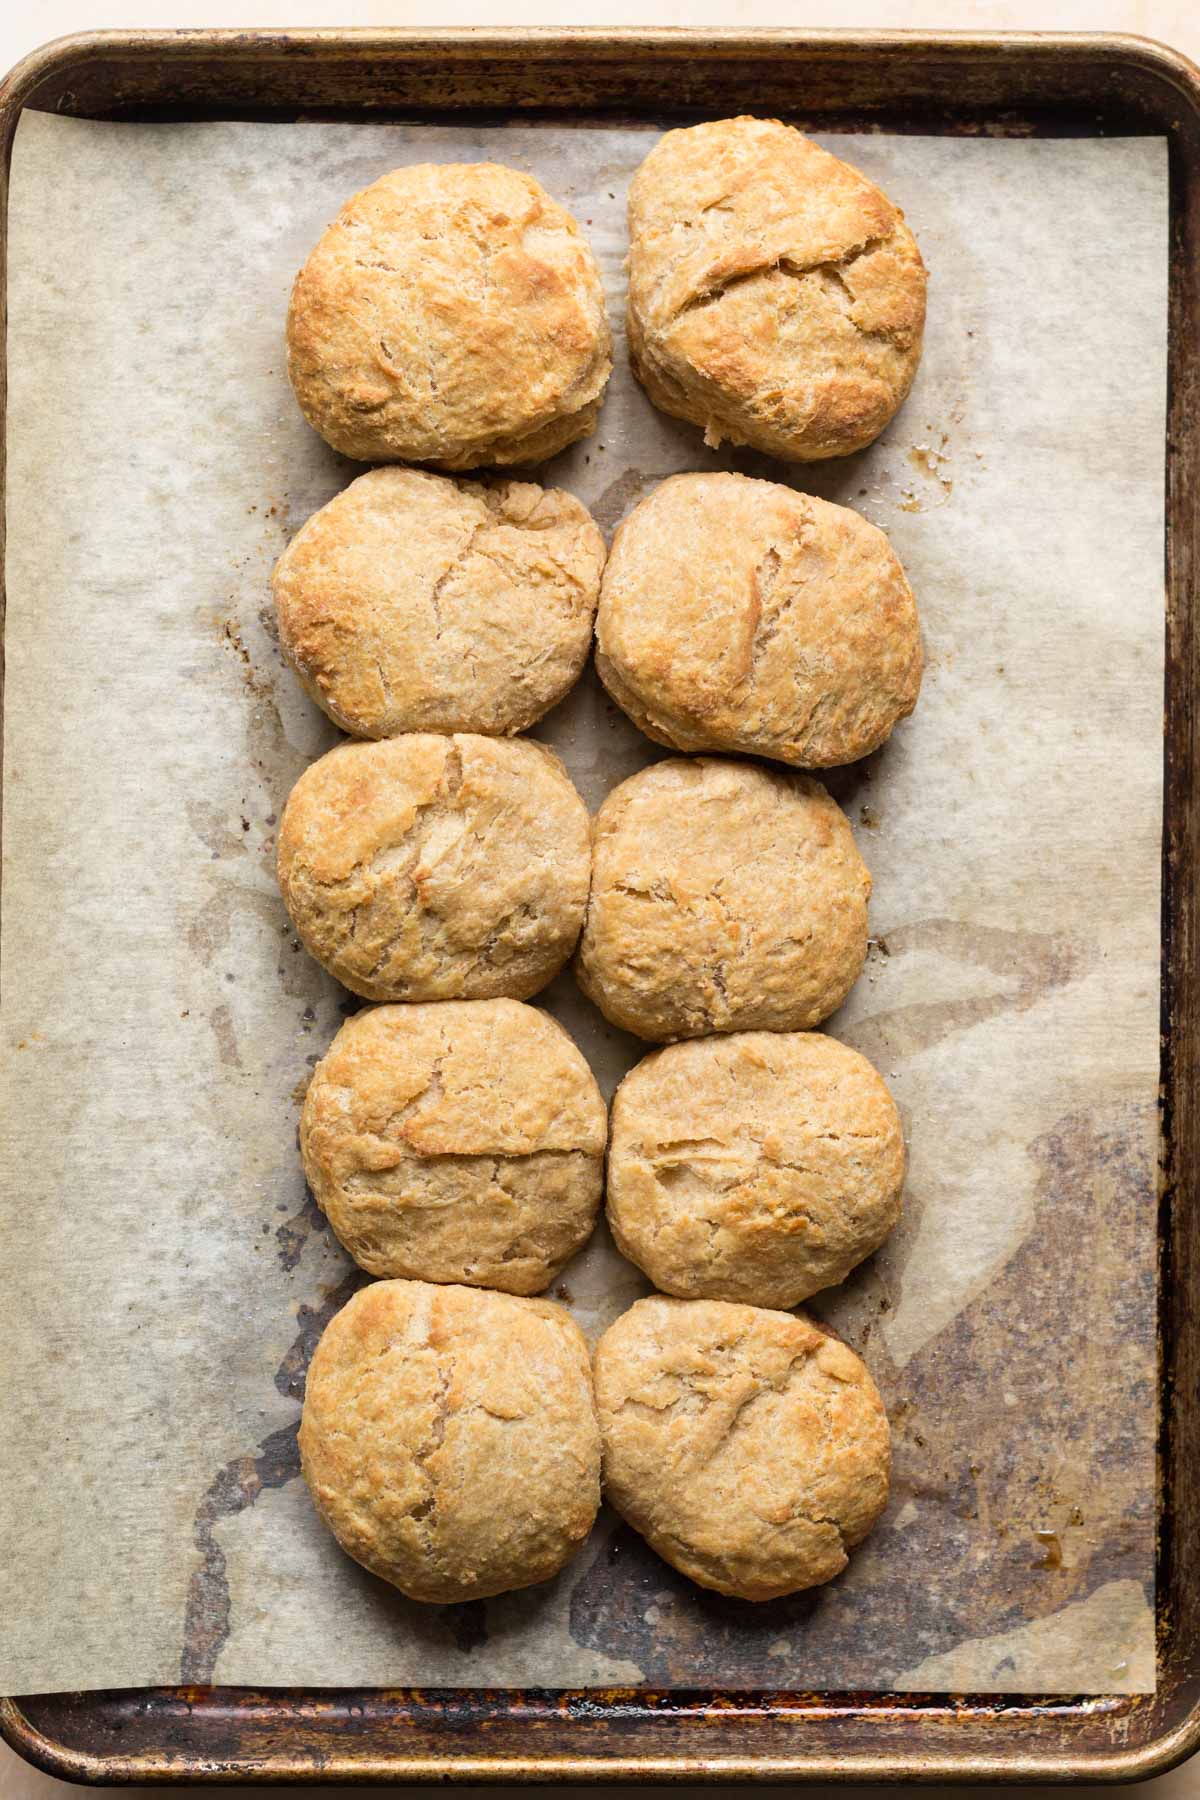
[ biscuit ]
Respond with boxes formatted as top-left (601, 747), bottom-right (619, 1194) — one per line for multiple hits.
top-left (576, 756), bottom-right (870, 1041)
top-left (302, 999), bottom-right (607, 1293)
top-left (627, 117), bottom-right (926, 462)
top-left (596, 472), bottom-right (921, 767)
top-left (287, 162), bottom-right (612, 468)
top-left (300, 1279), bottom-right (601, 1603)
top-left (607, 1032), bottom-right (903, 1307)
top-left (278, 734), bottom-right (590, 1002)
top-left (594, 1295), bottom-right (890, 1599)
top-left (273, 468), bottom-right (605, 740)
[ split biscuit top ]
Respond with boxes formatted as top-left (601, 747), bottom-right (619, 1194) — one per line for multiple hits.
top-left (596, 471), bottom-right (921, 768)
top-left (300, 1279), bottom-right (601, 1604)
top-left (277, 733), bottom-right (591, 1003)
top-left (607, 1031), bottom-right (904, 1309)
top-left (302, 999), bottom-right (607, 1294)
top-left (273, 468), bottom-right (606, 739)
top-left (594, 1295), bottom-right (890, 1600)
top-left (287, 162), bottom-right (612, 468)
top-left (576, 756), bottom-right (871, 1042)
top-left (627, 117), bottom-right (926, 462)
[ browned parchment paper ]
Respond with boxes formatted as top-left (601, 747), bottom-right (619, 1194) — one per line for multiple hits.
top-left (0, 114), bottom-right (1164, 1694)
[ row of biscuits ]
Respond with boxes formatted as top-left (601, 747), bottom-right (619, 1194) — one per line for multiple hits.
top-left (302, 1001), bottom-right (902, 1311)
top-left (277, 740), bottom-right (873, 1034)
top-left (272, 116), bottom-right (926, 1608)
top-left (287, 118), bottom-right (925, 471)
top-left (272, 467), bottom-right (921, 769)
top-left (302, 1280), bottom-right (889, 1606)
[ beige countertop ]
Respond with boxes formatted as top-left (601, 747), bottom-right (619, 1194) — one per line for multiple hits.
top-left (0, 3), bottom-right (1194, 1797)
top-left (1, 0), bottom-right (1199, 49)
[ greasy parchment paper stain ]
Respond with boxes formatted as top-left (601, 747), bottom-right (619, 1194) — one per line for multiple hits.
top-left (0, 115), bottom-right (1163, 1695)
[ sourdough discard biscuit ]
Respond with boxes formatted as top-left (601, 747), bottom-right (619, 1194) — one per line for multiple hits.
top-left (607, 1032), bottom-right (904, 1307)
top-left (627, 118), bottom-right (926, 462)
top-left (277, 734), bottom-right (590, 1002)
top-left (576, 757), bottom-right (870, 1042)
top-left (302, 1000), bottom-right (607, 1293)
top-left (273, 468), bottom-right (605, 740)
top-left (596, 472), bottom-right (921, 767)
top-left (300, 1280), bottom-right (601, 1603)
top-left (287, 163), bottom-right (612, 468)
top-left (594, 1295), bottom-right (890, 1599)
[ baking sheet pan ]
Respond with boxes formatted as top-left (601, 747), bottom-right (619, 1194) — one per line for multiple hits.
top-left (0, 28), bottom-right (1194, 1785)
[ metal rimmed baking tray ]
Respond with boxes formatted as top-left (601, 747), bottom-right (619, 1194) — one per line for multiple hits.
top-left (0, 25), bottom-right (1197, 1784)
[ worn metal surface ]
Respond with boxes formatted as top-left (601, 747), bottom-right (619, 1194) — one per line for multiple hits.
top-left (0, 25), bottom-right (1197, 1784)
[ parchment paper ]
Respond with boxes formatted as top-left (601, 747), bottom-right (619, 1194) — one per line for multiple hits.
top-left (0, 114), bottom-right (1164, 1695)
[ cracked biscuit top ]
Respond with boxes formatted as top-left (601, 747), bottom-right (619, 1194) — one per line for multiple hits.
top-left (575, 756), bottom-right (870, 1042)
top-left (287, 162), bottom-right (613, 468)
top-left (302, 999), bottom-right (607, 1293)
top-left (277, 733), bottom-right (591, 1003)
top-left (596, 472), bottom-right (921, 768)
top-left (300, 1278), bottom-right (601, 1602)
top-left (273, 468), bottom-right (606, 740)
top-left (607, 1031), bottom-right (904, 1309)
top-left (594, 1294), bottom-right (890, 1599)
top-left (627, 117), bottom-right (926, 463)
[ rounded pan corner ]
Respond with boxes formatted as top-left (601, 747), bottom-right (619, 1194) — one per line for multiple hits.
top-left (0, 29), bottom-right (132, 116)
top-left (0, 1697), bottom-right (126, 1789)
top-left (1084, 29), bottom-right (1200, 114)
top-left (1088, 1699), bottom-right (1200, 1786)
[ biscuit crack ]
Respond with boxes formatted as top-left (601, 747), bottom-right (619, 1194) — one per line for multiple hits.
top-left (409, 1351), bottom-right (452, 1534)
top-left (427, 520), bottom-right (487, 639)
top-left (612, 879), bottom-right (673, 905)
top-left (674, 259), bottom-right (781, 320)
top-left (372, 655), bottom-right (396, 714)
top-left (741, 540), bottom-right (809, 690)
top-left (654, 1135), bottom-right (728, 1157)
top-left (699, 1346), bottom-right (814, 1468)
top-left (670, 234), bottom-right (899, 347)
top-left (462, 898), bottom-right (538, 982)
top-left (377, 1055), bottom-right (446, 1141)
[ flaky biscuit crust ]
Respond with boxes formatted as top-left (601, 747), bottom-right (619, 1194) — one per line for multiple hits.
top-left (273, 468), bottom-right (606, 740)
top-left (594, 1295), bottom-right (890, 1599)
top-left (596, 472), bottom-right (921, 767)
top-left (300, 1280), bottom-right (601, 1602)
top-left (287, 162), bottom-right (612, 468)
top-left (575, 756), bottom-right (870, 1042)
top-left (278, 733), bottom-right (590, 1003)
top-left (302, 999), bottom-right (607, 1292)
top-left (627, 118), bottom-right (926, 462)
top-left (607, 1031), bottom-right (904, 1308)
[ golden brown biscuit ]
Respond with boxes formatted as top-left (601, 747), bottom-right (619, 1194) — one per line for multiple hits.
top-left (302, 1000), bottom-right (607, 1293)
top-left (596, 472), bottom-right (921, 767)
top-left (273, 469), bottom-right (606, 740)
top-left (607, 1032), bottom-right (904, 1307)
top-left (594, 1295), bottom-right (889, 1599)
top-left (278, 734), bottom-right (590, 1002)
top-left (287, 163), bottom-right (612, 468)
top-left (300, 1279), bottom-right (601, 1602)
top-left (576, 757), bottom-right (870, 1042)
top-left (627, 118), bottom-right (926, 462)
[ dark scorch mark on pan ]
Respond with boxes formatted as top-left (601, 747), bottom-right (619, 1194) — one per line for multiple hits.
top-left (591, 467), bottom-right (662, 536)
top-left (179, 1421), bottom-right (301, 1685)
top-left (180, 1268), bottom-right (364, 1683)
top-left (275, 1186), bottom-right (328, 1273)
top-left (569, 1100), bottom-right (1155, 1684)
